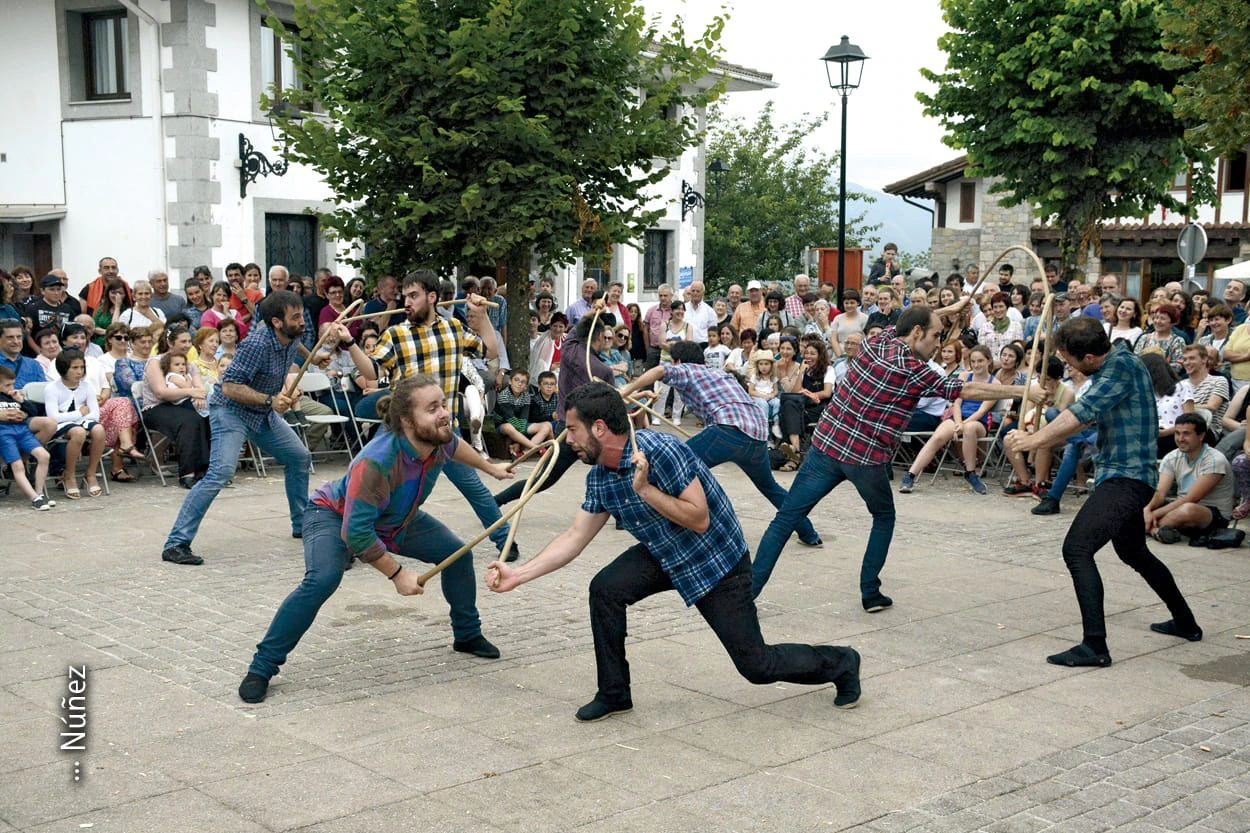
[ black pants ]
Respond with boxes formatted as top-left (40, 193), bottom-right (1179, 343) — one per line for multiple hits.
top-left (1062, 477), bottom-right (1198, 644)
top-left (589, 550), bottom-right (856, 704)
top-left (779, 393), bottom-right (820, 442)
top-left (644, 346), bottom-right (662, 371)
top-left (143, 403), bottom-right (210, 477)
top-left (494, 422), bottom-right (578, 505)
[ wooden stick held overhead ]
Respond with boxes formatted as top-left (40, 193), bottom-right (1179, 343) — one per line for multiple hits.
top-left (283, 298), bottom-right (363, 398)
top-left (437, 298), bottom-right (499, 309)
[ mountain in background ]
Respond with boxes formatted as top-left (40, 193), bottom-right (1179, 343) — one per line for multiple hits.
top-left (846, 182), bottom-right (933, 265)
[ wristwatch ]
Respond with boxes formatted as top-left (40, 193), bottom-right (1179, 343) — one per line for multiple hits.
top-left (341, 338), bottom-right (355, 348)
top-left (264, 395), bottom-right (274, 409)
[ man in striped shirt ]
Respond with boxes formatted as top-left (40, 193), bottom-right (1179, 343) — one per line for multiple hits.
top-left (621, 340), bottom-right (822, 547)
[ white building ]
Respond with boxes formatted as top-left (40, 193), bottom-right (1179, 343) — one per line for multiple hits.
top-left (0, 0), bottom-right (774, 307)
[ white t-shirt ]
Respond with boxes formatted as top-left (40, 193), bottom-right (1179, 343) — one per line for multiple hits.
top-left (684, 302), bottom-right (719, 343)
top-left (1160, 445), bottom-right (1233, 513)
top-left (704, 344), bottom-right (731, 369)
top-left (120, 307), bottom-right (167, 329)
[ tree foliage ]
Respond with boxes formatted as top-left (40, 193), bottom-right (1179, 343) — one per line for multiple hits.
top-left (1161, 0), bottom-right (1250, 157)
top-left (262, 0), bottom-right (725, 366)
top-left (918, 0), bottom-right (1214, 272)
top-left (703, 103), bottom-right (878, 298)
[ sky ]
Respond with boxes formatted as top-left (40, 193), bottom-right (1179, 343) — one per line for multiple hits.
top-left (647, 0), bottom-right (957, 190)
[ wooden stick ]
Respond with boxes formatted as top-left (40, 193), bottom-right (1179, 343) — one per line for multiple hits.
top-left (417, 436), bottom-right (562, 586)
top-left (436, 298), bottom-right (500, 309)
top-left (334, 307), bottom-right (402, 326)
top-left (283, 299), bottom-right (363, 397)
top-left (1019, 292), bottom-right (1056, 433)
top-left (623, 393), bottom-right (692, 438)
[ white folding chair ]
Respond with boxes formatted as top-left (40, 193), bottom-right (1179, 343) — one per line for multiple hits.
top-left (294, 372), bottom-right (353, 465)
top-left (132, 381), bottom-right (175, 486)
top-left (341, 381), bottom-right (384, 451)
top-left (25, 381), bottom-right (111, 495)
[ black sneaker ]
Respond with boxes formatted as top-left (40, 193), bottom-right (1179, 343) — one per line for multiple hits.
top-left (161, 544), bottom-right (203, 566)
top-left (238, 672), bottom-right (270, 703)
top-left (502, 542), bottom-right (520, 563)
top-left (832, 648), bottom-right (861, 709)
top-left (574, 697), bottom-right (633, 722)
top-left (1155, 526), bottom-right (1182, 545)
top-left (1150, 620), bottom-right (1203, 642)
top-left (1003, 482), bottom-right (1036, 497)
top-left (1046, 643), bottom-right (1111, 667)
top-left (31, 495), bottom-right (52, 512)
top-left (1032, 496), bottom-right (1061, 515)
top-left (862, 593), bottom-right (893, 613)
top-left (453, 635), bottom-right (501, 659)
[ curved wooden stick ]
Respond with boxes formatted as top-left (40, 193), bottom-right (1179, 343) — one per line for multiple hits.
top-left (623, 393), bottom-right (692, 437)
top-left (416, 436), bottom-right (563, 586)
top-left (437, 298), bottom-right (499, 309)
top-left (1019, 292), bottom-right (1056, 434)
top-left (283, 299), bottom-right (363, 397)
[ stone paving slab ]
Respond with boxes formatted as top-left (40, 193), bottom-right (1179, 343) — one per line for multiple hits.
top-left (1, 449), bottom-right (1248, 831)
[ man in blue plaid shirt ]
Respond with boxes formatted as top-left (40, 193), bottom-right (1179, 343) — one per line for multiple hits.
top-left (621, 340), bottom-right (822, 547)
top-left (487, 384), bottom-right (861, 722)
top-left (1008, 316), bottom-right (1201, 667)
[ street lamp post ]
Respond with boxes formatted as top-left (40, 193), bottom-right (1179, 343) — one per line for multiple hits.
top-left (821, 35), bottom-right (868, 306)
top-left (707, 157), bottom-right (729, 206)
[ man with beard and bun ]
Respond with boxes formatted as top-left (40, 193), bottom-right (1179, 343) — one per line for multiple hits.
top-left (160, 291), bottom-right (363, 565)
top-left (238, 375), bottom-right (514, 703)
top-left (487, 384), bottom-right (862, 722)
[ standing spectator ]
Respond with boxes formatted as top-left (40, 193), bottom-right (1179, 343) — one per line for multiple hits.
top-left (78, 256), bottom-right (130, 315)
top-left (1008, 317), bottom-right (1203, 665)
top-left (480, 277), bottom-right (508, 344)
top-left (1222, 279), bottom-right (1247, 325)
top-left (345, 277), bottom-right (368, 305)
top-left (1043, 261), bottom-right (1068, 293)
top-left (225, 262), bottom-right (262, 325)
top-left (867, 243), bottom-right (902, 283)
top-left (565, 278), bottom-right (599, 327)
top-left (684, 281), bottom-right (718, 347)
top-left (119, 280), bottom-right (168, 330)
top-left (148, 271), bottom-right (186, 321)
top-left (642, 285), bottom-right (674, 371)
top-left (626, 303), bottom-right (647, 376)
top-left (783, 274), bottom-right (813, 322)
top-left (731, 280), bottom-right (767, 335)
top-left (831, 289), bottom-right (866, 357)
top-left (318, 276), bottom-right (361, 341)
top-left (726, 284), bottom-right (743, 312)
top-left (362, 274), bottom-right (406, 331)
top-left (602, 281), bottom-right (631, 330)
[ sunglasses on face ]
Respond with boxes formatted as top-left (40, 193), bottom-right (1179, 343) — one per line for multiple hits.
top-left (112, 335), bottom-right (130, 341)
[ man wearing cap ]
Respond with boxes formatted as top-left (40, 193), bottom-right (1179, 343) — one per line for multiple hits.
top-left (23, 275), bottom-right (80, 354)
top-left (732, 280), bottom-right (768, 334)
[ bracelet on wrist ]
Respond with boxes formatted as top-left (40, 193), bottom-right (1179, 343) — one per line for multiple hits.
top-left (342, 339), bottom-right (355, 348)
top-left (387, 564), bottom-right (403, 580)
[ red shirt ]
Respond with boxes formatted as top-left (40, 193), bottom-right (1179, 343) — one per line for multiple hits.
top-left (812, 327), bottom-right (965, 465)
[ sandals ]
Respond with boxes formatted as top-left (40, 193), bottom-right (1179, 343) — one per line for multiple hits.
top-left (122, 445), bottom-right (146, 462)
top-left (86, 483), bottom-right (103, 497)
top-left (63, 483), bottom-right (81, 500)
top-left (111, 469), bottom-right (137, 482)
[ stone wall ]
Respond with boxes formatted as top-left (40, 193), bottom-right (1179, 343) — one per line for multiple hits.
top-left (162, 0), bottom-right (221, 280)
top-left (977, 178), bottom-right (1037, 278)
top-left (930, 228), bottom-right (980, 278)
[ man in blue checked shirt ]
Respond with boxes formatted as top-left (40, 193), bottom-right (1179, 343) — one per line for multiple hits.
top-left (1008, 316), bottom-right (1202, 668)
top-left (620, 339), bottom-right (823, 547)
top-left (486, 383), bottom-right (861, 722)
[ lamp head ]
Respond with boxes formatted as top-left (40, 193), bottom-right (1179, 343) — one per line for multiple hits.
top-left (821, 35), bottom-right (868, 93)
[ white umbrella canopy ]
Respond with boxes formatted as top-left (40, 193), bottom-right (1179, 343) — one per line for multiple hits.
top-left (1215, 261), bottom-right (1250, 280)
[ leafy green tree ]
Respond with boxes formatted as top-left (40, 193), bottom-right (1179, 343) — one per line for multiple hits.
top-left (703, 103), bottom-right (878, 298)
top-left (897, 249), bottom-right (930, 273)
top-left (263, 0), bottom-right (725, 366)
top-left (919, 0), bottom-right (1214, 272)
top-left (1161, 0), bottom-right (1250, 156)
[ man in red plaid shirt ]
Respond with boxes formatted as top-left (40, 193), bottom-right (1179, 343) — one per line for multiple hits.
top-left (751, 300), bottom-right (1027, 610)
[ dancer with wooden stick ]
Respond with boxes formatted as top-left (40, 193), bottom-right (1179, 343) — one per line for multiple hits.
top-left (620, 340), bottom-right (824, 547)
top-left (487, 383), bottom-right (862, 722)
top-left (161, 291), bottom-right (367, 566)
top-left (1006, 316), bottom-right (1203, 667)
top-left (238, 374), bottom-right (514, 703)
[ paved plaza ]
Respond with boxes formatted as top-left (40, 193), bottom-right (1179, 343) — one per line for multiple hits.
top-left (2, 440), bottom-right (1249, 832)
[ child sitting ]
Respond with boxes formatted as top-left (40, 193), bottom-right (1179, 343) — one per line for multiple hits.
top-left (747, 349), bottom-right (781, 435)
top-left (528, 370), bottom-right (559, 430)
top-left (493, 369), bottom-right (554, 457)
top-left (161, 352), bottom-right (211, 417)
top-left (0, 366), bottom-right (54, 510)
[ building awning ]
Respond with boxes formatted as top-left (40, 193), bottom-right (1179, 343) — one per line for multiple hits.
top-left (883, 156), bottom-right (970, 199)
top-left (0, 205), bottom-right (66, 223)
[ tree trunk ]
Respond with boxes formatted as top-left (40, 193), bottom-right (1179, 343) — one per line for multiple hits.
top-left (503, 255), bottom-right (531, 375)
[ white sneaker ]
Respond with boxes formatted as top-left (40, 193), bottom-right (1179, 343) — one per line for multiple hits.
top-left (772, 423), bottom-right (782, 439)
top-left (651, 417), bottom-right (660, 425)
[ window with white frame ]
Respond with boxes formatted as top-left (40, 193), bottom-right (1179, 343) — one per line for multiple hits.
top-left (83, 10), bottom-right (129, 100)
top-left (260, 23), bottom-right (303, 96)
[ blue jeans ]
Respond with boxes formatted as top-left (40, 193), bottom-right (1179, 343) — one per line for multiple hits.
top-left (753, 396), bottom-right (779, 426)
top-left (752, 449), bottom-right (895, 600)
top-left (1048, 427), bottom-right (1097, 500)
top-left (442, 452), bottom-right (511, 551)
top-left (686, 424), bottom-right (819, 545)
top-left (247, 505), bottom-right (482, 679)
top-left (164, 407), bottom-right (310, 549)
